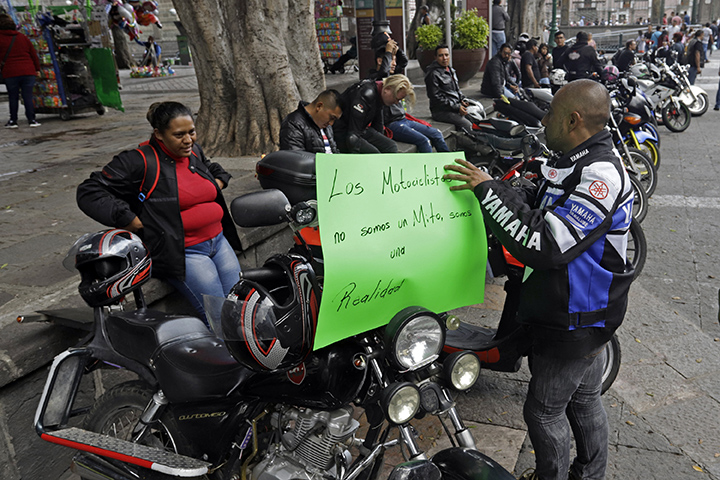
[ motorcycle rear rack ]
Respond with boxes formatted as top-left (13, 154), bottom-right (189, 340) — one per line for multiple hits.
top-left (41, 427), bottom-right (210, 477)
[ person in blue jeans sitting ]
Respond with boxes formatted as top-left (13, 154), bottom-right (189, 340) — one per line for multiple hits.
top-left (76, 102), bottom-right (242, 326)
top-left (369, 46), bottom-right (449, 153)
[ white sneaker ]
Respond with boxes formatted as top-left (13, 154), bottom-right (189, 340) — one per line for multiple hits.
top-left (29, 120), bottom-right (41, 127)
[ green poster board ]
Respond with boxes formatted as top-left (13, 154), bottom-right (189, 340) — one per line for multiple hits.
top-left (314, 152), bottom-right (487, 349)
top-left (85, 48), bottom-right (124, 112)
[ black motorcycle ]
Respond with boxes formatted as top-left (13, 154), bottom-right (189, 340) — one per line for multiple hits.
top-left (30, 189), bottom-right (515, 480)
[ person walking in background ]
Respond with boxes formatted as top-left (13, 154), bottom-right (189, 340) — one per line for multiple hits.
top-left (715, 62), bottom-right (720, 111)
top-left (491, 0), bottom-right (510, 57)
top-left (687, 30), bottom-right (705, 85)
top-left (76, 102), bottom-right (242, 326)
top-left (552, 31), bottom-right (568, 70)
top-left (0, 13), bottom-right (40, 128)
top-left (419, 5), bottom-right (431, 26)
top-left (521, 38), bottom-right (541, 89)
top-left (536, 43), bottom-right (552, 85)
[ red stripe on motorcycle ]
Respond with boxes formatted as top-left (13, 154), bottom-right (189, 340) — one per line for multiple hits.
top-left (40, 432), bottom-right (154, 470)
top-left (443, 346), bottom-right (501, 364)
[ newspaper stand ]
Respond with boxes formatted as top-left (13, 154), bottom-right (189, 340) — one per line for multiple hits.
top-left (20, 14), bottom-right (104, 120)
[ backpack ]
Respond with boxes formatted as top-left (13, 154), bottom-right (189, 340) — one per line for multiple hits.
top-left (135, 142), bottom-right (160, 202)
top-left (612, 48), bottom-right (624, 65)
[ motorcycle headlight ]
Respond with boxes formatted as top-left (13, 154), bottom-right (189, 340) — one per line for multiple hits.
top-left (382, 382), bottom-right (421, 424)
top-left (443, 351), bottom-right (481, 391)
top-left (385, 307), bottom-right (445, 372)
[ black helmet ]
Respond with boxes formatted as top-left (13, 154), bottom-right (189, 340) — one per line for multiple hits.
top-left (220, 254), bottom-right (319, 373)
top-left (63, 230), bottom-right (152, 307)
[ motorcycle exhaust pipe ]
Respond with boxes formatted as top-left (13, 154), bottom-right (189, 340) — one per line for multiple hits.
top-left (71, 452), bottom-right (164, 480)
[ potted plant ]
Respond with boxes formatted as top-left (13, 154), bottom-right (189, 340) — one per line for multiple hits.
top-left (415, 23), bottom-right (444, 70)
top-left (451, 9), bottom-right (489, 86)
top-left (415, 9), bottom-right (489, 87)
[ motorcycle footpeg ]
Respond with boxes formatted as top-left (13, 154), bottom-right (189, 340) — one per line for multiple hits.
top-left (41, 427), bottom-right (210, 477)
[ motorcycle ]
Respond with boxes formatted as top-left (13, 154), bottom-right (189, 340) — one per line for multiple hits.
top-left (630, 54), bottom-right (709, 117)
top-left (29, 190), bottom-right (515, 480)
top-left (630, 58), bottom-right (692, 132)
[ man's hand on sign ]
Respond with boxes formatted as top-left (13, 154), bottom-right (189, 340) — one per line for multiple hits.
top-left (443, 158), bottom-right (493, 191)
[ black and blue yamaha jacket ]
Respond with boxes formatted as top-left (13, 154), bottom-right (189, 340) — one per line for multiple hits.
top-left (475, 130), bottom-right (635, 358)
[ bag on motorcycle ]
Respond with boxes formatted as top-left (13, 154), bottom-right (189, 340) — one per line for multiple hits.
top-left (256, 150), bottom-right (317, 204)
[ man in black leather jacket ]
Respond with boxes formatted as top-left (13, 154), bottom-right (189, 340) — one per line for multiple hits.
top-left (425, 45), bottom-right (472, 131)
top-left (562, 31), bottom-right (603, 81)
top-left (279, 90), bottom-right (342, 154)
top-left (480, 43), bottom-right (519, 98)
top-left (333, 74), bottom-right (413, 153)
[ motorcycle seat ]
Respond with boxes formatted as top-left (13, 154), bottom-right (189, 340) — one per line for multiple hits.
top-left (153, 336), bottom-right (253, 402)
top-left (105, 309), bottom-right (250, 402)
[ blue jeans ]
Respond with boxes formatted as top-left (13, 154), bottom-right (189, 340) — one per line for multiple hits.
top-left (688, 66), bottom-right (698, 85)
top-left (167, 232), bottom-right (241, 326)
top-left (491, 31), bottom-right (506, 57)
top-left (5, 75), bottom-right (36, 123)
top-left (387, 118), bottom-right (449, 153)
top-left (524, 347), bottom-right (608, 480)
top-left (715, 77), bottom-right (720, 108)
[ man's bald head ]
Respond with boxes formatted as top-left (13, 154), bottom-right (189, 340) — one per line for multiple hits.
top-left (542, 79), bottom-right (611, 153)
top-left (554, 79), bottom-right (610, 134)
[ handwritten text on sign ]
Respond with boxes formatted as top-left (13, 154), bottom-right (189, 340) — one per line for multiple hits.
top-left (314, 153), bottom-right (487, 349)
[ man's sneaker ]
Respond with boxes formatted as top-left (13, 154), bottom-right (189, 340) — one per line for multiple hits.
top-left (29, 120), bottom-right (41, 127)
top-left (517, 469), bottom-right (540, 480)
top-left (4, 120), bottom-right (18, 129)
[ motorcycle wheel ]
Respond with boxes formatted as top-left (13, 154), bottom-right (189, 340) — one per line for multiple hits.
top-left (601, 334), bottom-right (622, 394)
top-left (626, 139), bottom-right (660, 169)
top-left (625, 147), bottom-right (657, 198)
top-left (627, 218), bottom-right (647, 278)
top-left (661, 101), bottom-right (691, 132)
top-left (688, 92), bottom-right (709, 117)
top-left (82, 381), bottom-right (191, 466)
top-left (629, 175), bottom-right (648, 224)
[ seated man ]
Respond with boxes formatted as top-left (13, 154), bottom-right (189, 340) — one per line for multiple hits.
top-left (279, 90), bottom-right (342, 154)
top-left (425, 45), bottom-right (473, 131)
top-left (333, 74), bottom-right (414, 154)
top-left (481, 43), bottom-right (519, 99)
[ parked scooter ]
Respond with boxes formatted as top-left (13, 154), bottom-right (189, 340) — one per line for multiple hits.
top-left (28, 191), bottom-right (515, 480)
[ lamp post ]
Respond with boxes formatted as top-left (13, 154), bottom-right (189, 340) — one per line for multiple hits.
top-left (371, 0), bottom-right (391, 37)
top-left (549, 0), bottom-right (558, 48)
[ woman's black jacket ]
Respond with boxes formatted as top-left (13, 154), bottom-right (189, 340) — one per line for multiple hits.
top-left (76, 137), bottom-right (242, 280)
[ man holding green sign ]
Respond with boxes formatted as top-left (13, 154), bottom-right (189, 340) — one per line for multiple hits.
top-left (444, 80), bottom-right (635, 480)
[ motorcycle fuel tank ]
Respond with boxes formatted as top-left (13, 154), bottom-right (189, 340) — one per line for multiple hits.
top-left (250, 338), bottom-right (367, 409)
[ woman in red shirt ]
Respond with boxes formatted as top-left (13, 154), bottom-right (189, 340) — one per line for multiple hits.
top-left (77, 102), bottom-right (242, 325)
top-left (0, 14), bottom-right (40, 128)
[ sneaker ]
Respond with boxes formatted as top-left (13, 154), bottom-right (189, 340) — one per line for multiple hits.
top-left (4, 120), bottom-right (18, 129)
top-left (29, 120), bottom-right (41, 127)
top-left (714, 106), bottom-right (719, 111)
top-left (517, 469), bottom-right (540, 480)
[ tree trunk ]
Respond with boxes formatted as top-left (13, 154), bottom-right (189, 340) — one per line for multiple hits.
top-left (112, 25), bottom-right (135, 69)
top-left (506, 0), bottom-right (545, 46)
top-left (170, 0), bottom-right (325, 156)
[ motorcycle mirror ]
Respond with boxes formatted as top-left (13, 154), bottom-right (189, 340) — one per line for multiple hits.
top-left (230, 190), bottom-right (291, 228)
top-left (521, 134), bottom-right (541, 158)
